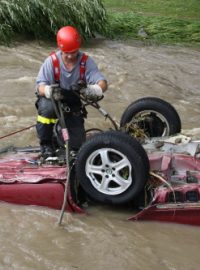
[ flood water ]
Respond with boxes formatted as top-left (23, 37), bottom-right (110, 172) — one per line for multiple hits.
top-left (0, 39), bottom-right (200, 270)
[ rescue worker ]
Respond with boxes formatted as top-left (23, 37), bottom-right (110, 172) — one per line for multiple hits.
top-left (35, 26), bottom-right (107, 159)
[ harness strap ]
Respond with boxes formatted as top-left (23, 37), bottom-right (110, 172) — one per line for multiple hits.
top-left (50, 52), bottom-right (88, 83)
top-left (79, 53), bottom-right (88, 81)
top-left (50, 52), bottom-right (60, 83)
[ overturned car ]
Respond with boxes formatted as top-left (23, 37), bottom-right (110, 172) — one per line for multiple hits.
top-left (0, 96), bottom-right (199, 226)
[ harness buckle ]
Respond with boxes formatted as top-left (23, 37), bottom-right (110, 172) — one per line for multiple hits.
top-left (64, 106), bottom-right (71, 113)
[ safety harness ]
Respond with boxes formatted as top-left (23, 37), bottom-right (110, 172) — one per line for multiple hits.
top-left (50, 51), bottom-right (88, 83)
top-left (37, 52), bottom-right (88, 124)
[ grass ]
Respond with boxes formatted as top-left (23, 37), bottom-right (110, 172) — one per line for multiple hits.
top-left (103, 0), bottom-right (200, 19)
top-left (103, 0), bottom-right (200, 46)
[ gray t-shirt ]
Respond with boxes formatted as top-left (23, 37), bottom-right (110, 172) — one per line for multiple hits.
top-left (36, 51), bottom-right (106, 90)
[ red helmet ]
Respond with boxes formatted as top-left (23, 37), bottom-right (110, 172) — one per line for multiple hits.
top-left (57, 26), bottom-right (81, 53)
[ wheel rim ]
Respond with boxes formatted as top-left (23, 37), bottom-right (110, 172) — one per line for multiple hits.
top-left (85, 148), bottom-right (132, 195)
top-left (133, 110), bottom-right (170, 137)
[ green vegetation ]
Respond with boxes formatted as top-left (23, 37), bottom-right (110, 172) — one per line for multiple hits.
top-left (0, 0), bottom-right (106, 44)
top-left (0, 0), bottom-right (199, 46)
top-left (103, 0), bottom-right (200, 46)
top-left (103, 0), bottom-right (200, 19)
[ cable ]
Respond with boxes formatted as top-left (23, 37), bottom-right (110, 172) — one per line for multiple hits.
top-left (0, 124), bottom-right (35, 140)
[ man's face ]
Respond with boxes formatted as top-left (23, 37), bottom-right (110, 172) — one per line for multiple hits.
top-left (62, 50), bottom-right (79, 61)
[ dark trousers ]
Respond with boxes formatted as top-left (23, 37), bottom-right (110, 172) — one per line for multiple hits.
top-left (36, 97), bottom-right (86, 150)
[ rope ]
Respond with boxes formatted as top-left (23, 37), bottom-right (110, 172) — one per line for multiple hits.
top-left (57, 162), bottom-right (73, 226)
top-left (0, 124), bottom-right (36, 140)
top-left (50, 96), bottom-right (71, 226)
top-left (58, 101), bottom-right (70, 224)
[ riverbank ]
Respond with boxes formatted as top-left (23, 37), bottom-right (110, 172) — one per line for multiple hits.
top-left (103, 0), bottom-right (200, 47)
top-left (0, 0), bottom-right (199, 48)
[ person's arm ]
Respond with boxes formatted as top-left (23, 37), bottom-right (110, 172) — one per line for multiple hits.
top-left (36, 56), bottom-right (55, 98)
top-left (38, 84), bottom-right (46, 96)
top-left (81, 56), bottom-right (108, 98)
top-left (84, 56), bottom-right (108, 92)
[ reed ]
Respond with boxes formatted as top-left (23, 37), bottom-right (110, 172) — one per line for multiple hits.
top-left (0, 0), bottom-right (106, 44)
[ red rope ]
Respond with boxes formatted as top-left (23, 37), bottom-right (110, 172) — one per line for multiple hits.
top-left (0, 124), bottom-right (36, 140)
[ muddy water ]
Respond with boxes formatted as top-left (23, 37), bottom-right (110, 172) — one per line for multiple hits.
top-left (0, 40), bottom-right (200, 270)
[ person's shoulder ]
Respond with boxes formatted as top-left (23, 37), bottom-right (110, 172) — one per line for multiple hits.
top-left (48, 50), bottom-right (61, 60)
top-left (79, 51), bottom-right (96, 65)
top-left (44, 50), bottom-right (61, 64)
top-left (43, 54), bottom-right (52, 63)
top-left (55, 50), bottom-right (62, 58)
top-left (79, 51), bottom-right (91, 59)
top-left (41, 53), bottom-right (56, 70)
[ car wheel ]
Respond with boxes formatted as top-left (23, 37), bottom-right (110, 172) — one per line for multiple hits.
top-left (120, 97), bottom-right (181, 138)
top-left (75, 131), bottom-right (149, 205)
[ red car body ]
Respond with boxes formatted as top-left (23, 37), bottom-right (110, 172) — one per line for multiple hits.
top-left (129, 150), bottom-right (200, 226)
top-left (0, 138), bottom-right (200, 226)
top-left (0, 152), bottom-right (84, 214)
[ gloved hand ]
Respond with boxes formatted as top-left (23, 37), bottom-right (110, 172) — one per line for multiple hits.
top-left (52, 87), bottom-right (64, 101)
top-left (44, 85), bottom-right (54, 99)
top-left (44, 84), bottom-right (63, 100)
top-left (70, 80), bottom-right (87, 92)
top-left (81, 84), bottom-right (103, 101)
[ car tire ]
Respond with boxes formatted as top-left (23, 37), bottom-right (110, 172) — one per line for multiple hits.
top-left (75, 131), bottom-right (149, 205)
top-left (120, 97), bottom-right (181, 138)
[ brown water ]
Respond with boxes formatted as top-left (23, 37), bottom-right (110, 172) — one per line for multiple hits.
top-left (0, 40), bottom-right (200, 270)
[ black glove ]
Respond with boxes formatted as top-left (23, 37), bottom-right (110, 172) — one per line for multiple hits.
top-left (70, 80), bottom-right (87, 92)
top-left (52, 87), bottom-right (64, 101)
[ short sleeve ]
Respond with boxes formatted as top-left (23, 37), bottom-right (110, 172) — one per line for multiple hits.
top-left (36, 56), bottom-right (55, 86)
top-left (85, 57), bottom-right (106, 84)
